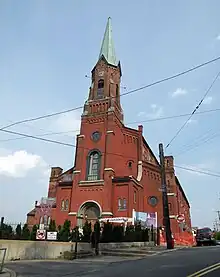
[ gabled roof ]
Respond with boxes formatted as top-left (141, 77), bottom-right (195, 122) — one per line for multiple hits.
top-left (27, 208), bottom-right (36, 216)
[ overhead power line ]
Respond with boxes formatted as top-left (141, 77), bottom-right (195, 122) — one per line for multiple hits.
top-left (127, 107), bottom-right (220, 125)
top-left (1, 55), bottom-right (220, 131)
top-left (175, 128), bottom-right (220, 157)
top-left (166, 70), bottom-right (220, 149)
top-left (1, 107), bottom-right (220, 144)
top-left (175, 165), bottom-right (220, 178)
top-left (1, 128), bottom-right (219, 179)
top-left (0, 129), bottom-right (75, 148)
top-left (0, 129), bottom-right (80, 143)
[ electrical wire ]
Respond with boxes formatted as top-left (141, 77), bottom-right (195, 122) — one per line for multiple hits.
top-left (1, 55), bottom-right (220, 131)
top-left (126, 107), bottom-right (220, 125)
top-left (165, 70), bottom-right (220, 149)
top-left (175, 165), bottom-right (220, 178)
top-left (1, 128), bottom-right (220, 179)
top-left (0, 129), bottom-right (80, 143)
top-left (175, 129), bottom-right (220, 157)
top-left (2, 107), bottom-right (220, 144)
top-left (0, 129), bottom-right (75, 147)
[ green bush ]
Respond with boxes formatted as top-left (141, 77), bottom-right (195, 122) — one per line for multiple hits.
top-left (81, 220), bottom-right (92, 242)
top-left (99, 222), bottom-right (152, 243)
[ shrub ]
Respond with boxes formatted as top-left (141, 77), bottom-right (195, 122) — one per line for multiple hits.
top-left (81, 220), bottom-right (92, 242)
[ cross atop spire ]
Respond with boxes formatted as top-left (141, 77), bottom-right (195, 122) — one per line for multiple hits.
top-left (99, 17), bottom-right (118, 66)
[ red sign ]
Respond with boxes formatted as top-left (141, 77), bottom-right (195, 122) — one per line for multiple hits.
top-left (36, 229), bottom-right (46, 240)
top-left (177, 214), bottom-right (185, 223)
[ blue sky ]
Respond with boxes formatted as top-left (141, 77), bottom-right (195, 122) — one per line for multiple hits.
top-left (0, 0), bottom-right (220, 228)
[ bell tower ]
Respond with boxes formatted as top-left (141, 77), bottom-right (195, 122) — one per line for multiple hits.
top-left (83, 17), bottom-right (123, 122)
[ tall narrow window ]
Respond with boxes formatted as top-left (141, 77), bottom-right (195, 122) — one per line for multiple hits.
top-left (65, 200), bottom-right (69, 211)
top-left (168, 202), bottom-right (172, 212)
top-left (43, 215), bottom-right (48, 225)
top-left (134, 191), bottom-right (137, 203)
top-left (118, 198), bottom-right (122, 210)
top-left (116, 84), bottom-right (119, 98)
top-left (61, 200), bottom-right (65, 211)
top-left (123, 198), bottom-right (127, 209)
top-left (97, 79), bottom-right (104, 98)
top-left (47, 216), bottom-right (51, 226)
top-left (87, 150), bottom-right (101, 181)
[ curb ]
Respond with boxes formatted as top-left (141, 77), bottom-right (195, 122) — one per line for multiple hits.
top-left (3, 268), bottom-right (17, 277)
top-left (149, 247), bottom-right (181, 256)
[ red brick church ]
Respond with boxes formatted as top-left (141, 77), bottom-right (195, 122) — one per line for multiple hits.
top-left (27, 18), bottom-right (192, 238)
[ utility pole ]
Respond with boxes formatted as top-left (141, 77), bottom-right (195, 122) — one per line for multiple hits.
top-left (159, 143), bottom-right (174, 249)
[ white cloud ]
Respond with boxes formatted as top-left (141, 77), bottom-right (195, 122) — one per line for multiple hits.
top-left (138, 104), bottom-right (163, 119)
top-left (0, 150), bottom-right (47, 178)
top-left (203, 96), bottom-right (213, 105)
top-left (171, 88), bottom-right (188, 98)
top-left (216, 34), bottom-right (220, 40)
top-left (52, 111), bottom-right (81, 133)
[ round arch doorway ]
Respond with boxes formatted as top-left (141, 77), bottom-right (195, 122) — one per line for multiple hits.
top-left (77, 201), bottom-right (101, 227)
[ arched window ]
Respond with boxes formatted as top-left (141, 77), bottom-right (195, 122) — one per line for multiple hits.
top-left (123, 198), bottom-right (127, 209)
top-left (47, 216), bottom-right (51, 226)
top-left (97, 79), bottom-right (104, 98)
top-left (87, 150), bottom-right (101, 181)
top-left (65, 200), bottom-right (69, 211)
top-left (39, 217), bottom-right (43, 224)
top-left (168, 202), bottom-right (172, 212)
top-left (118, 198), bottom-right (122, 210)
top-left (61, 200), bottom-right (65, 211)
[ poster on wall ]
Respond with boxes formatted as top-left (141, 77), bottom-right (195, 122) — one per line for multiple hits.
top-left (132, 210), bottom-right (157, 228)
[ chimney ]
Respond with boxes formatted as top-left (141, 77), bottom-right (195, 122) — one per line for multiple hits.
top-left (138, 125), bottom-right (143, 133)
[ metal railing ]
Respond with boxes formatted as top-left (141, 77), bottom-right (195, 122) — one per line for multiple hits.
top-left (0, 248), bottom-right (7, 273)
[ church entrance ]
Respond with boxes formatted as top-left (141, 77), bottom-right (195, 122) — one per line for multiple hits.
top-left (77, 201), bottom-right (101, 227)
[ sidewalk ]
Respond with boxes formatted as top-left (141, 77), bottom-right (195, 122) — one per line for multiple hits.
top-left (99, 245), bottom-right (182, 258)
top-left (0, 268), bottom-right (16, 277)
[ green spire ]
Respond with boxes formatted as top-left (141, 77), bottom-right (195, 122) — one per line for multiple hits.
top-left (99, 17), bottom-right (118, 66)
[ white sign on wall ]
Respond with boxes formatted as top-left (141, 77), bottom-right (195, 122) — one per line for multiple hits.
top-left (47, 231), bottom-right (57, 241)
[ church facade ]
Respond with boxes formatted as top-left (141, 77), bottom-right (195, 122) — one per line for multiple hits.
top-left (27, 18), bottom-right (192, 238)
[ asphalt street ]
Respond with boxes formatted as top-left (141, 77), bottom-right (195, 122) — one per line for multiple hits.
top-left (5, 246), bottom-right (220, 277)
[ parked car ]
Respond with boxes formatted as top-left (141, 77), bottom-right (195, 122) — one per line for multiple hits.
top-left (195, 227), bottom-right (216, 246)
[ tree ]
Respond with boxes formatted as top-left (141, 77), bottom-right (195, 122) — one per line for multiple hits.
top-left (58, 220), bottom-right (71, 242)
top-left (22, 224), bottom-right (30, 240)
top-left (101, 222), bottom-right (113, 242)
top-left (30, 224), bottom-right (38, 240)
top-left (15, 224), bottom-right (22, 239)
top-left (82, 220), bottom-right (92, 242)
top-left (0, 223), bottom-right (13, 239)
top-left (48, 220), bottom-right (56, 232)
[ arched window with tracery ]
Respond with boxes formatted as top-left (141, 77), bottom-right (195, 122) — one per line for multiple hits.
top-left (97, 79), bottom-right (104, 98)
top-left (86, 150), bottom-right (101, 181)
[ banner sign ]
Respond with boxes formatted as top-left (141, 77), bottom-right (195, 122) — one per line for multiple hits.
top-left (132, 210), bottom-right (157, 228)
top-left (100, 217), bottom-right (133, 223)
